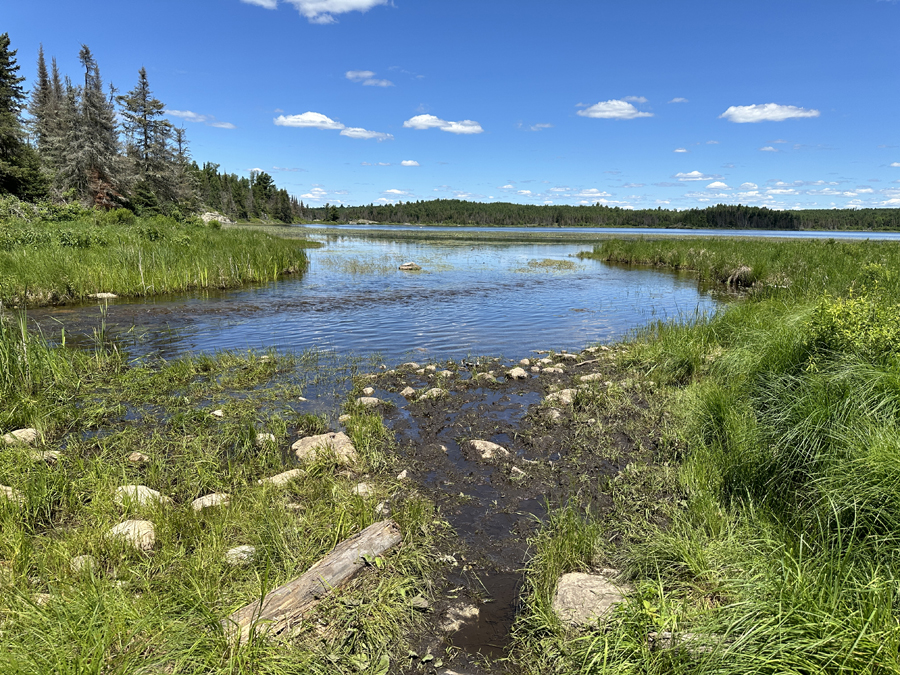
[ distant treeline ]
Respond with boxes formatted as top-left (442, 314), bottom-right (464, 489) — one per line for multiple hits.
top-left (315, 200), bottom-right (900, 231)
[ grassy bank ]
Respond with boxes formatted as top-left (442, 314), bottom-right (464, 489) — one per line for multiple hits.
top-left (513, 237), bottom-right (900, 674)
top-left (0, 214), bottom-right (316, 307)
top-left (0, 318), bottom-right (440, 674)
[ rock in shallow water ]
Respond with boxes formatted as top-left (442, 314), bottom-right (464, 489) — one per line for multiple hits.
top-left (507, 367), bottom-right (528, 380)
top-left (469, 439), bottom-right (510, 460)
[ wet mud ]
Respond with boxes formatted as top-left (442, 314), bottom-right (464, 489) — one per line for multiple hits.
top-left (365, 349), bottom-right (670, 674)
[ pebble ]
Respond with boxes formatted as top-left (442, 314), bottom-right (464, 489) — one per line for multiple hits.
top-left (470, 440), bottom-right (510, 460)
top-left (425, 364), bottom-right (438, 372)
top-left (418, 388), bottom-right (447, 401)
top-left (255, 433), bottom-right (277, 447)
top-left (127, 451), bottom-right (149, 464)
top-left (362, 387), bottom-right (375, 396)
top-left (546, 389), bottom-right (577, 405)
top-left (401, 362), bottom-right (421, 370)
top-left (400, 386), bottom-right (417, 398)
top-left (375, 501), bottom-right (391, 517)
top-left (439, 370), bottom-right (454, 377)
top-left (353, 482), bottom-right (375, 498)
top-left (258, 469), bottom-right (304, 486)
top-left (519, 358), bottom-right (531, 366)
top-left (210, 410), bottom-right (224, 418)
top-left (580, 373), bottom-right (606, 383)
top-left (397, 469), bottom-right (409, 480)
top-left (543, 367), bottom-right (564, 375)
top-left (338, 414), bottom-right (351, 423)
top-left (511, 466), bottom-right (526, 478)
top-left (356, 396), bottom-right (383, 407)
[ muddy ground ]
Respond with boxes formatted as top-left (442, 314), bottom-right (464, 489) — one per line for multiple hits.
top-left (359, 347), bottom-right (676, 674)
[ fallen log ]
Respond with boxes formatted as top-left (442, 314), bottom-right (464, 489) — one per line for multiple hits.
top-left (223, 519), bottom-right (402, 645)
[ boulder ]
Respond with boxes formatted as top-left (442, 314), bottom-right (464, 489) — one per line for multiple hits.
top-left (108, 520), bottom-right (156, 552)
top-left (519, 358), bottom-right (531, 366)
top-left (356, 396), bottom-right (383, 407)
top-left (580, 373), bottom-right (606, 383)
top-left (362, 387), bottom-right (375, 396)
top-left (225, 545), bottom-right (256, 566)
top-left (2, 428), bottom-right (38, 446)
top-left (292, 432), bottom-right (358, 465)
top-left (439, 370), bottom-right (454, 378)
top-left (258, 469), bottom-right (304, 486)
top-left (399, 262), bottom-right (422, 271)
top-left (559, 353), bottom-right (580, 362)
top-left (400, 362), bottom-right (421, 370)
top-left (191, 493), bottom-right (230, 511)
top-left (552, 571), bottom-right (630, 626)
top-left (507, 367), bottom-right (528, 380)
top-left (418, 388), bottom-right (447, 401)
top-left (400, 386), bottom-right (417, 398)
top-left (115, 485), bottom-right (171, 508)
top-left (425, 364), bottom-right (437, 372)
top-left (470, 440), bottom-right (510, 460)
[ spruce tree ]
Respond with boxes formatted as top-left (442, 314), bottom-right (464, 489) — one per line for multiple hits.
top-left (0, 33), bottom-right (46, 199)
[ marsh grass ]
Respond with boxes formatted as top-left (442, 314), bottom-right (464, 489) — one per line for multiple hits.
top-left (0, 216), bottom-right (315, 307)
top-left (512, 237), bottom-right (900, 674)
top-left (0, 322), bottom-right (438, 674)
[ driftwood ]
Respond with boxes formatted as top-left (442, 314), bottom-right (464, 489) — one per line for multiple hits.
top-left (223, 519), bottom-right (402, 644)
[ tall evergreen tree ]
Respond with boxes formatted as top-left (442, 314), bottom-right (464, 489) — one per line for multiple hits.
top-left (0, 33), bottom-right (46, 199)
top-left (58, 45), bottom-right (122, 206)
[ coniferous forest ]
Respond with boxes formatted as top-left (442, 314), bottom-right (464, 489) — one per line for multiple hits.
top-left (1, 31), bottom-right (899, 230)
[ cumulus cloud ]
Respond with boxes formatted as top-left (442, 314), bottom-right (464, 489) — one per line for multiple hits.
top-left (622, 183), bottom-right (645, 188)
top-left (577, 99), bottom-right (653, 120)
top-left (403, 114), bottom-right (484, 134)
top-left (518, 190), bottom-right (532, 195)
top-left (346, 70), bottom-right (393, 87)
top-left (675, 171), bottom-right (721, 181)
top-left (892, 162), bottom-right (900, 167)
top-left (274, 111), bottom-right (392, 140)
top-left (500, 184), bottom-right (514, 189)
top-left (741, 182), bottom-right (759, 190)
top-left (760, 146), bottom-right (779, 152)
top-left (575, 188), bottom-right (612, 198)
top-left (401, 160), bottom-right (419, 166)
top-left (269, 0), bottom-right (389, 24)
top-left (623, 96), bottom-right (648, 103)
top-left (669, 97), bottom-right (689, 103)
top-left (674, 148), bottom-right (688, 153)
top-left (166, 109), bottom-right (235, 129)
top-left (706, 181), bottom-right (730, 189)
top-left (384, 188), bottom-right (407, 195)
top-left (720, 103), bottom-right (821, 123)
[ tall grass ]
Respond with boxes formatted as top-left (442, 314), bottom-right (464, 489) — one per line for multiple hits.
top-left (0, 216), bottom-right (314, 307)
top-left (514, 237), bottom-right (900, 674)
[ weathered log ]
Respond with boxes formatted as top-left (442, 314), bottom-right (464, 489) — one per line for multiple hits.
top-left (223, 519), bottom-right (402, 644)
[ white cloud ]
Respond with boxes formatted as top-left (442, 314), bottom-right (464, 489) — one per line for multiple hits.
top-left (500, 184), bottom-right (514, 189)
top-left (165, 109), bottom-right (235, 129)
top-left (623, 96), bottom-right (648, 103)
top-left (706, 140), bottom-right (720, 144)
top-left (622, 183), bottom-right (645, 188)
top-left (669, 97), bottom-right (689, 103)
top-left (741, 182), bottom-right (758, 190)
top-left (241, 0), bottom-right (277, 7)
top-left (345, 70), bottom-right (375, 81)
top-left (720, 103), bottom-right (821, 123)
top-left (530, 123), bottom-right (553, 131)
top-left (384, 189), bottom-right (407, 195)
top-left (404, 114), bottom-right (484, 134)
top-left (891, 162), bottom-right (900, 167)
top-left (549, 187), bottom-right (570, 192)
top-left (577, 100), bottom-right (653, 120)
top-left (760, 146), bottom-right (779, 152)
top-left (771, 139), bottom-right (789, 144)
top-left (674, 148), bottom-right (688, 153)
top-left (857, 187), bottom-right (875, 194)
top-left (675, 171), bottom-right (720, 181)
top-left (339, 127), bottom-right (393, 141)
top-left (274, 111), bottom-right (345, 129)
top-left (275, 111), bottom-right (391, 140)
top-left (706, 181), bottom-right (730, 189)
top-left (575, 188), bottom-right (612, 198)
top-left (281, 0), bottom-right (389, 24)
top-left (401, 160), bottom-right (419, 166)
top-left (518, 190), bottom-right (532, 195)
top-left (346, 70), bottom-right (393, 86)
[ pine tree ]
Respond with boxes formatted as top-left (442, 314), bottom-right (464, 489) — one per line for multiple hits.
top-left (0, 33), bottom-right (46, 199)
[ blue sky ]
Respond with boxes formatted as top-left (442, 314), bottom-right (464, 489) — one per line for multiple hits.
top-left (6, 0), bottom-right (900, 210)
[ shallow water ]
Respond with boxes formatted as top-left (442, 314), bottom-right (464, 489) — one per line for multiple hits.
top-left (25, 235), bottom-right (723, 364)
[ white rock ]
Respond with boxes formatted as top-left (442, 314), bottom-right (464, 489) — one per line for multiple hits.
top-left (292, 432), bottom-right (358, 465)
top-left (440, 604), bottom-right (480, 632)
top-left (375, 501), bottom-right (391, 517)
top-left (475, 372), bottom-right (496, 383)
top-left (210, 410), bottom-right (224, 418)
top-left (519, 358), bottom-right (531, 366)
top-left (539, 358), bottom-right (554, 366)
top-left (191, 493), bottom-right (230, 511)
top-left (397, 469), bottom-right (409, 480)
top-left (108, 520), bottom-right (156, 552)
top-left (439, 370), bottom-right (454, 378)
top-left (507, 367), bottom-right (528, 380)
top-left (401, 362), bottom-right (421, 370)
top-left (400, 386), bottom-right (417, 398)
top-left (1, 485), bottom-right (25, 506)
top-left (88, 292), bottom-right (118, 299)
top-left (353, 482), bottom-right (375, 498)
top-left (357, 396), bottom-right (382, 408)
top-left (362, 387), bottom-right (376, 396)
top-left (29, 450), bottom-right (61, 464)
top-left (416, 368), bottom-right (426, 375)
top-left (298, 396), bottom-right (309, 402)
top-left (530, 366), bottom-right (541, 373)
top-left (552, 571), bottom-right (631, 626)
top-left (580, 373), bottom-right (606, 383)
top-left (338, 414), bottom-right (351, 423)
top-left (127, 451), bottom-right (149, 464)
top-left (255, 433), bottom-right (276, 447)
top-left (559, 353), bottom-right (580, 362)
top-left (425, 364), bottom-right (437, 372)
top-left (511, 466), bottom-right (526, 478)
top-left (258, 469), bottom-right (304, 486)
top-left (546, 389), bottom-right (577, 406)
top-left (470, 440), bottom-right (510, 460)
top-left (114, 485), bottom-right (171, 508)
top-left (418, 388), bottom-right (447, 401)
top-left (543, 367), bottom-right (564, 375)
top-left (225, 545), bottom-right (256, 566)
top-left (2, 428), bottom-right (38, 445)
top-left (399, 262), bottom-right (422, 271)
top-left (71, 554), bottom-right (98, 574)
